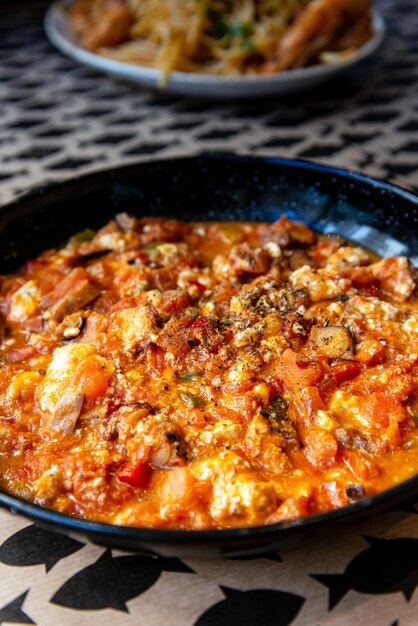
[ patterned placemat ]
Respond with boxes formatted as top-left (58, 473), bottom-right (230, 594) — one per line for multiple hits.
top-left (0, 1), bottom-right (418, 625)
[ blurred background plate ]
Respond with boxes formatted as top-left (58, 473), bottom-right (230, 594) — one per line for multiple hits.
top-left (44, 2), bottom-right (386, 99)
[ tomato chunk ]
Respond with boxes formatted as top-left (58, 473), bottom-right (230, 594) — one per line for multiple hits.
top-left (118, 462), bottom-right (152, 489)
top-left (356, 339), bottom-right (386, 366)
top-left (5, 346), bottom-right (36, 364)
top-left (299, 386), bottom-right (326, 421)
top-left (74, 356), bottom-right (113, 399)
top-left (314, 481), bottom-right (348, 512)
top-left (365, 392), bottom-right (406, 429)
top-left (342, 451), bottom-right (380, 481)
top-left (304, 427), bottom-right (338, 468)
top-left (277, 348), bottom-right (323, 394)
top-left (331, 360), bottom-right (361, 384)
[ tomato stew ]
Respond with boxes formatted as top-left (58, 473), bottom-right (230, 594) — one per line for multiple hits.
top-left (0, 214), bottom-right (417, 529)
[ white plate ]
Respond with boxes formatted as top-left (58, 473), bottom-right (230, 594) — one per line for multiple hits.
top-left (45, 2), bottom-right (386, 99)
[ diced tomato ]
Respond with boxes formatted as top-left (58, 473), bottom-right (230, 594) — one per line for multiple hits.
top-left (331, 360), bottom-right (361, 384)
top-left (21, 260), bottom-right (64, 295)
top-left (25, 259), bottom-right (45, 274)
top-left (303, 427), bottom-right (338, 468)
top-left (74, 356), bottom-right (112, 399)
top-left (356, 339), bottom-right (386, 366)
top-left (310, 239), bottom-right (340, 264)
top-left (146, 344), bottom-right (166, 373)
top-left (365, 284), bottom-right (379, 296)
top-left (150, 267), bottom-right (178, 291)
top-left (299, 386), bottom-right (326, 420)
top-left (365, 392), bottom-right (406, 429)
top-left (277, 348), bottom-right (323, 394)
top-left (191, 317), bottom-right (223, 353)
top-left (189, 280), bottom-right (206, 293)
top-left (347, 266), bottom-right (375, 289)
top-left (314, 481), bottom-right (348, 512)
top-left (193, 316), bottom-right (209, 329)
top-left (267, 495), bottom-right (311, 523)
top-left (178, 408), bottom-right (207, 430)
top-left (374, 257), bottom-right (415, 302)
top-left (380, 419), bottom-right (402, 450)
top-left (43, 267), bottom-right (90, 307)
top-left (118, 462), bottom-right (152, 489)
top-left (158, 290), bottom-right (190, 315)
top-left (226, 392), bottom-right (256, 422)
top-left (342, 451), bottom-right (380, 481)
top-left (207, 404), bottom-right (246, 424)
top-left (5, 346), bottom-right (36, 363)
top-left (387, 373), bottom-right (416, 401)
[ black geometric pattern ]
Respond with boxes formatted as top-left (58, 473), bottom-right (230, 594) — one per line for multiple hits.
top-left (0, 525), bottom-right (84, 571)
top-left (50, 549), bottom-right (194, 612)
top-left (193, 587), bottom-right (305, 626)
top-left (311, 536), bottom-right (418, 609)
top-left (2, 0), bottom-right (418, 204)
top-left (0, 592), bottom-right (34, 625)
top-left (0, 1), bottom-right (418, 625)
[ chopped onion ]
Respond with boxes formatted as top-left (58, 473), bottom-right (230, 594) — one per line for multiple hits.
top-left (150, 442), bottom-right (172, 468)
top-left (49, 391), bottom-right (84, 434)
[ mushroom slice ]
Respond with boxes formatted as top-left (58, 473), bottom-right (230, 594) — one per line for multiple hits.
top-left (310, 325), bottom-right (354, 359)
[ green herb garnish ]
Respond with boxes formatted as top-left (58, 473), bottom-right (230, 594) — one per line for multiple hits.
top-left (73, 228), bottom-right (96, 244)
top-left (180, 392), bottom-right (206, 409)
top-left (178, 372), bottom-right (196, 381)
top-left (142, 241), bottom-right (166, 251)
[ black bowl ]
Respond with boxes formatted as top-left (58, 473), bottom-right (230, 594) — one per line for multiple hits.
top-left (1, 154), bottom-right (417, 558)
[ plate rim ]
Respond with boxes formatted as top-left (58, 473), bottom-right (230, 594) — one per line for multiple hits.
top-left (6, 152), bottom-right (418, 210)
top-left (44, 2), bottom-right (386, 95)
top-left (0, 152), bottom-right (417, 546)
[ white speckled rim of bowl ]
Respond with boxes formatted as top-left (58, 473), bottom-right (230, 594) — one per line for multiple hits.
top-left (44, 3), bottom-right (386, 99)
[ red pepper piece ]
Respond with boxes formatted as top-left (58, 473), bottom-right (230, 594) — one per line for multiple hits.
top-left (118, 462), bottom-right (152, 489)
top-left (192, 316), bottom-right (209, 329)
top-left (5, 346), bottom-right (36, 364)
top-left (300, 386), bottom-right (326, 420)
top-left (189, 280), bottom-right (206, 293)
top-left (331, 360), bottom-right (361, 384)
top-left (277, 348), bottom-right (323, 394)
